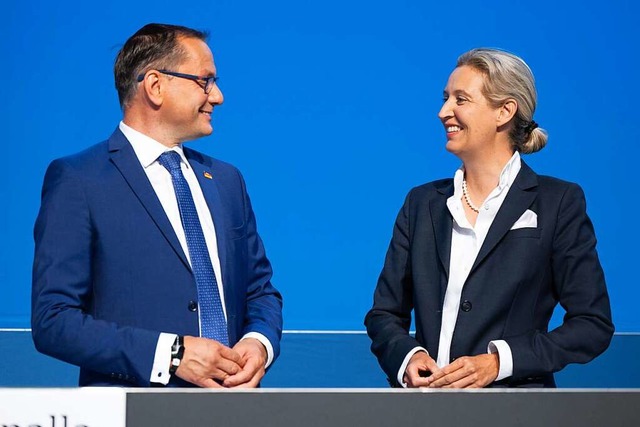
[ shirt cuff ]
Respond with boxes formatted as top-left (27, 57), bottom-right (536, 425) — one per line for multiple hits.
top-left (242, 332), bottom-right (274, 368)
top-left (150, 332), bottom-right (178, 385)
top-left (488, 340), bottom-right (513, 381)
top-left (397, 346), bottom-right (429, 388)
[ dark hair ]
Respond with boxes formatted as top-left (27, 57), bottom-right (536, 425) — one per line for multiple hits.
top-left (114, 23), bottom-right (208, 109)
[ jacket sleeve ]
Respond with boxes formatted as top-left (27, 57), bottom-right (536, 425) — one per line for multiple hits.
top-left (31, 159), bottom-right (160, 386)
top-left (507, 183), bottom-right (614, 379)
top-left (365, 190), bottom-right (422, 386)
top-left (236, 170), bottom-right (283, 362)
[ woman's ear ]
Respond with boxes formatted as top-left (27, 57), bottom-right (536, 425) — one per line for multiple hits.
top-left (497, 98), bottom-right (518, 127)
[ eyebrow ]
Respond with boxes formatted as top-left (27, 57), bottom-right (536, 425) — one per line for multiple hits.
top-left (190, 68), bottom-right (216, 78)
top-left (443, 89), bottom-right (473, 98)
top-left (202, 68), bottom-right (217, 77)
top-left (442, 89), bottom-right (474, 101)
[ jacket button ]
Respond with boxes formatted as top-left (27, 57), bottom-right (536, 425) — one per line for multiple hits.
top-left (461, 300), bottom-right (472, 312)
top-left (188, 301), bottom-right (198, 312)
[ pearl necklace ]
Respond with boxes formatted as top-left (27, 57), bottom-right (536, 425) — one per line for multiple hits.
top-left (462, 179), bottom-right (480, 213)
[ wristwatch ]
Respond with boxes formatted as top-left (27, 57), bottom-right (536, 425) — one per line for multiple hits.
top-left (169, 335), bottom-right (185, 375)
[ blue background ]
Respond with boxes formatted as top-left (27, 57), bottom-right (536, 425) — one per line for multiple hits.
top-left (1, 0), bottom-right (638, 387)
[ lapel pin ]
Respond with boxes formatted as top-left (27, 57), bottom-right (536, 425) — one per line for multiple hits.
top-left (203, 171), bottom-right (213, 180)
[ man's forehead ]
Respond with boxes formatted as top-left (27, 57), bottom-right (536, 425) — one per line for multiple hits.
top-left (178, 37), bottom-right (216, 70)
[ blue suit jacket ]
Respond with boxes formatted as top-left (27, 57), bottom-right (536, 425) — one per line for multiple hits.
top-left (32, 128), bottom-right (283, 386)
top-left (365, 162), bottom-right (614, 387)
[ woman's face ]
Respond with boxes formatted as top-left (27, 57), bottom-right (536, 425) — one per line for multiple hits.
top-left (438, 65), bottom-right (502, 158)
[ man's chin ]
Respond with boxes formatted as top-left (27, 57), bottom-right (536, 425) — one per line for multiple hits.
top-left (179, 130), bottom-right (213, 144)
top-left (192, 126), bottom-right (214, 141)
top-left (201, 122), bottom-right (214, 136)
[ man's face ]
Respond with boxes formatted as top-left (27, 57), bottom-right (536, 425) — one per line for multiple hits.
top-left (161, 37), bottom-right (224, 144)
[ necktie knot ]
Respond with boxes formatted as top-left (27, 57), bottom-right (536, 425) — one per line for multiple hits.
top-left (158, 151), bottom-right (182, 173)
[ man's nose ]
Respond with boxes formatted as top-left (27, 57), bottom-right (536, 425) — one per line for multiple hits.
top-left (209, 84), bottom-right (224, 105)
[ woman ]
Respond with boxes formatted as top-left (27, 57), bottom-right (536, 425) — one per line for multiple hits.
top-left (365, 48), bottom-right (613, 388)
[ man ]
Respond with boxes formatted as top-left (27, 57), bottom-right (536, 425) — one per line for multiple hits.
top-left (32, 23), bottom-right (283, 388)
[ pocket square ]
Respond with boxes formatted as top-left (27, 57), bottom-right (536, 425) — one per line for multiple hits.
top-left (511, 209), bottom-right (537, 230)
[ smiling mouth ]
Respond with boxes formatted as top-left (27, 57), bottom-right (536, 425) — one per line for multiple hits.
top-left (199, 110), bottom-right (213, 121)
top-left (446, 125), bottom-right (461, 133)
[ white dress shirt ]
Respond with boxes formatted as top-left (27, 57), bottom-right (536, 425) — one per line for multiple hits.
top-left (398, 152), bottom-right (521, 386)
top-left (119, 122), bottom-right (273, 385)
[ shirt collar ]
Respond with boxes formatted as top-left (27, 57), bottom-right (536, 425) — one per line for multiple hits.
top-left (119, 121), bottom-right (189, 169)
top-left (452, 151), bottom-right (522, 196)
top-left (498, 151), bottom-right (521, 190)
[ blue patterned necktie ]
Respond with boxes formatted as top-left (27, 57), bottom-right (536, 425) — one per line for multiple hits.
top-left (158, 151), bottom-right (229, 345)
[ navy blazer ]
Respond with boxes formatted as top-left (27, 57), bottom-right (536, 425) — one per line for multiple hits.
top-left (32, 128), bottom-right (283, 386)
top-left (365, 162), bottom-right (613, 387)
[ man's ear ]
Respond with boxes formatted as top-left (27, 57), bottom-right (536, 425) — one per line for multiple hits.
top-left (497, 98), bottom-right (518, 127)
top-left (139, 71), bottom-right (164, 107)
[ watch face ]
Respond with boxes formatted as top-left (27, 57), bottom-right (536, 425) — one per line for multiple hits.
top-left (171, 358), bottom-right (181, 367)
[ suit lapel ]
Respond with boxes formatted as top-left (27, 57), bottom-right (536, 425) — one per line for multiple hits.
top-left (108, 129), bottom-right (190, 270)
top-left (184, 148), bottom-right (228, 278)
top-left (184, 148), bottom-right (235, 336)
top-left (470, 161), bottom-right (538, 273)
top-left (430, 180), bottom-right (454, 283)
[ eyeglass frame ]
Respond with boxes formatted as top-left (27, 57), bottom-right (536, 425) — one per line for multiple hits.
top-left (136, 69), bottom-right (219, 94)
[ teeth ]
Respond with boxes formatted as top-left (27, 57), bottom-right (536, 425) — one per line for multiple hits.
top-left (447, 126), bottom-right (461, 132)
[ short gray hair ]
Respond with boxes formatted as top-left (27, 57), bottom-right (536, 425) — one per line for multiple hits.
top-left (457, 48), bottom-right (548, 154)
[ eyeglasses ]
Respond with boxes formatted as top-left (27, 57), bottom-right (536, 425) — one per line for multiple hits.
top-left (136, 69), bottom-right (219, 94)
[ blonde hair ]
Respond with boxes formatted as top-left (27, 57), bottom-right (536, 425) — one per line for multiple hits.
top-left (457, 48), bottom-right (548, 154)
